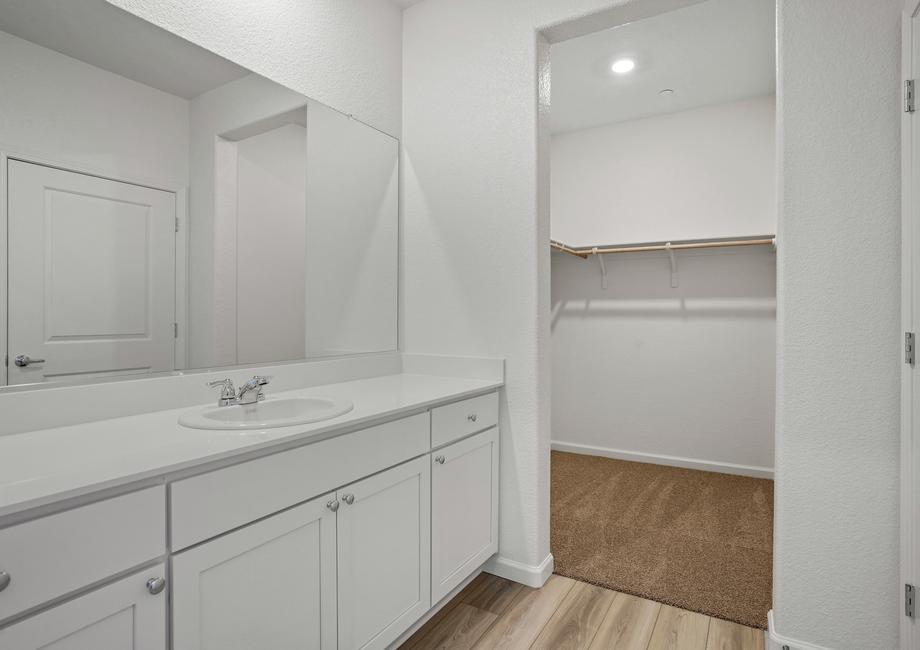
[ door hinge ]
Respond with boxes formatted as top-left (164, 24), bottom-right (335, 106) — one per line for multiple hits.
top-left (175, 217), bottom-right (180, 233)
top-left (907, 80), bottom-right (916, 113)
top-left (174, 322), bottom-right (179, 339)
top-left (907, 583), bottom-right (916, 618)
top-left (907, 332), bottom-right (916, 365)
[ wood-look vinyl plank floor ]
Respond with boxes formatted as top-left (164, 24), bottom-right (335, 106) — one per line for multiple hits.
top-left (399, 573), bottom-right (764, 650)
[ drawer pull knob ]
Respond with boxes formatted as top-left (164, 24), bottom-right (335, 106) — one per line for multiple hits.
top-left (0, 571), bottom-right (10, 593)
top-left (468, 414), bottom-right (478, 422)
top-left (326, 499), bottom-right (340, 512)
top-left (145, 577), bottom-right (166, 595)
top-left (435, 455), bottom-right (446, 465)
top-left (342, 493), bottom-right (355, 505)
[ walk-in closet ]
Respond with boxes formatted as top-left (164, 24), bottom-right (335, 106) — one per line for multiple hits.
top-left (549, 0), bottom-right (777, 638)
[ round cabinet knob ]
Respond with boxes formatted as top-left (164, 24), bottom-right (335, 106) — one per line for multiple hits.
top-left (0, 571), bottom-right (11, 593)
top-left (435, 455), bottom-right (446, 465)
top-left (342, 494), bottom-right (355, 505)
top-left (145, 577), bottom-right (166, 595)
top-left (326, 499), bottom-right (340, 512)
top-left (467, 413), bottom-right (478, 423)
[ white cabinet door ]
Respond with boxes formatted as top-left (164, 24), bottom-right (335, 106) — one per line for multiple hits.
top-left (7, 160), bottom-right (176, 385)
top-left (171, 495), bottom-right (337, 650)
top-left (431, 427), bottom-right (500, 603)
top-left (337, 456), bottom-right (431, 650)
top-left (0, 564), bottom-right (167, 650)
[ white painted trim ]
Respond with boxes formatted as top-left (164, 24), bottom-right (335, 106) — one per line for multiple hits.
top-left (768, 610), bottom-right (835, 650)
top-left (174, 187), bottom-right (190, 370)
top-left (551, 440), bottom-right (774, 479)
top-left (905, 4), bottom-right (920, 650)
top-left (481, 553), bottom-right (554, 588)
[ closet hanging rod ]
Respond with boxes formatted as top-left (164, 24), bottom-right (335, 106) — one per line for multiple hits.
top-left (550, 236), bottom-right (776, 259)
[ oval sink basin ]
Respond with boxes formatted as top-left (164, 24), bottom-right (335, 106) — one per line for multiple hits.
top-left (179, 396), bottom-right (354, 430)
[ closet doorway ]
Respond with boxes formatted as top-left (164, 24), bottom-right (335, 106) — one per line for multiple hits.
top-left (547, 0), bottom-right (777, 637)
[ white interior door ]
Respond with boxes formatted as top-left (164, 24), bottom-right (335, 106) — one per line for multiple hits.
top-left (7, 160), bottom-right (176, 384)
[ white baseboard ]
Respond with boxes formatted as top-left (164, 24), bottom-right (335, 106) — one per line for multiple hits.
top-left (767, 611), bottom-right (835, 650)
top-left (551, 441), bottom-right (774, 480)
top-left (482, 553), bottom-right (554, 588)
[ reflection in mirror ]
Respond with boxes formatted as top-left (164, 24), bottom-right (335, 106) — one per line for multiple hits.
top-left (0, 0), bottom-right (398, 388)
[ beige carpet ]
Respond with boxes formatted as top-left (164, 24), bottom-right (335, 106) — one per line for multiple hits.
top-left (551, 451), bottom-right (773, 629)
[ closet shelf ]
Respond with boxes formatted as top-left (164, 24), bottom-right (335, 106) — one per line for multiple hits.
top-left (550, 235), bottom-right (776, 258)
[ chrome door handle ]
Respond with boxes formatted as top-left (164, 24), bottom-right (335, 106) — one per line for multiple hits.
top-left (467, 413), bottom-right (478, 422)
top-left (0, 571), bottom-right (10, 592)
top-left (342, 494), bottom-right (355, 505)
top-left (326, 499), bottom-right (340, 512)
top-left (14, 355), bottom-right (45, 367)
top-left (145, 576), bottom-right (166, 595)
top-left (435, 455), bottom-right (446, 465)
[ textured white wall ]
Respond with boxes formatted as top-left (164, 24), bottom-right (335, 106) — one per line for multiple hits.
top-left (106, 0), bottom-right (403, 136)
top-left (551, 97), bottom-right (775, 476)
top-left (403, 0), bottom-right (710, 575)
top-left (305, 103), bottom-right (399, 357)
top-left (236, 123), bottom-right (307, 364)
top-left (0, 30), bottom-right (188, 188)
top-left (551, 96), bottom-right (776, 246)
top-left (552, 247), bottom-right (776, 475)
top-left (774, 1), bottom-right (902, 648)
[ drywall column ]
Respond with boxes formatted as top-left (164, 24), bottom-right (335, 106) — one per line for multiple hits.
top-left (402, 0), bottom-right (710, 584)
top-left (773, 1), bottom-right (902, 648)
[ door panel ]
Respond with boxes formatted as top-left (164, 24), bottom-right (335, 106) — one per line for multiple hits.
top-left (8, 160), bottom-right (176, 384)
top-left (431, 428), bottom-right (500, 603)
top-left (171, 495), bottom-right (336, 650)
top-left (337, 456), bottom-right (431, 650)
top-left (0, 565), bottom-right (167, 650)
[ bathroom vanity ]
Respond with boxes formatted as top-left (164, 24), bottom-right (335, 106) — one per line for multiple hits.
top-left (0, 372), bottom-right (501, 650)
top-left (0, 4), bottom-right (507, 649)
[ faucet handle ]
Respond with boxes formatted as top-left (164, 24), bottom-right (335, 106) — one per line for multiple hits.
top-left (207, 378), bottom-right (237, 405)
top-left (251, 375), bottom-right (271, 386)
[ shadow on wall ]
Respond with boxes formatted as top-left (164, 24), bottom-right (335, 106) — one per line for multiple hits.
top-left (551, 246), bottom-right (776, 331)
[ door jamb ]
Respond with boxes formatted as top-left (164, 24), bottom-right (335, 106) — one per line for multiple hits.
top-left (903, 2), bottom-right (920, 648)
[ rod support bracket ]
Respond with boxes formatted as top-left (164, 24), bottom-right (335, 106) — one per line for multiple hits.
top-left (666, 242), bottom-right (678, 288)
top-left (593, 247), bottom-right (607, 289)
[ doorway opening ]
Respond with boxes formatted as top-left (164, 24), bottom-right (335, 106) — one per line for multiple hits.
top-left (545, 0), bottom-right (777, 636)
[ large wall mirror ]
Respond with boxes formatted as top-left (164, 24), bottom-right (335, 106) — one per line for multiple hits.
top-left (0, 0), bottom-right (399, 388)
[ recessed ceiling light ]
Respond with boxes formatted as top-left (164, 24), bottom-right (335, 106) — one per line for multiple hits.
top-left (611, 58), bottom-right (636, 74)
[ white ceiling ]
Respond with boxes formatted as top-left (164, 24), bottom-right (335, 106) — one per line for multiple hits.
top-left (549, 0), bottom-right (776, 133)
top-left (390, 0), bottom-right (426, 7)
top-left (0, 0), bottom-right (251, 99)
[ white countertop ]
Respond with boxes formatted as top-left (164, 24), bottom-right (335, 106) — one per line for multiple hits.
top-left (0, 373), bottom-right (502, 520)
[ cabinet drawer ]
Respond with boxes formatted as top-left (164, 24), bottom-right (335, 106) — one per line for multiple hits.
top-left (171, 413), bottom-right (430, 550)
top-left (431, 392), bottom-right (498, 448)
top-left (0, 486), bottom-right (166, 622)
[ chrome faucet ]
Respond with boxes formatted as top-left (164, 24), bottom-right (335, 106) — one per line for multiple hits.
top-left (237, 375), bottom-right (270, 405)
top-left (206, 375), bottom-right (271, 407)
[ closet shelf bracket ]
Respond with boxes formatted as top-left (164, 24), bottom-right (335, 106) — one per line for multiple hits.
top-left (594, 247), bottom-right (608, 289)
top-left (666, 242), bottom-right (678, 288)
